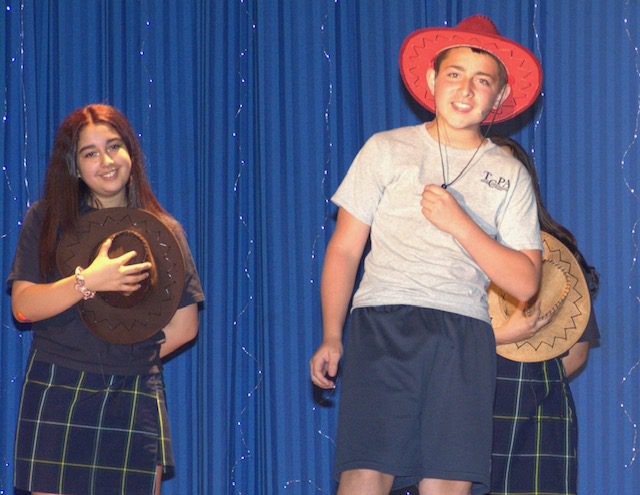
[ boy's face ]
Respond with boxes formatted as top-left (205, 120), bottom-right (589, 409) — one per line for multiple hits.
top-left (427, 47), bottom-right (511, 134)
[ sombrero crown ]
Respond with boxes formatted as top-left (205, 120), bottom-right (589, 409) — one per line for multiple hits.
top-left (400, 15), bottom-right (543, 123)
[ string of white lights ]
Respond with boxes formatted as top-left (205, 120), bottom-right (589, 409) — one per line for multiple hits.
top-left (17, 0), bottom-right (29, 209)
top-left (622, 360), bottom-right (639, 468)
top-left (283, 478), bottom-right (326, 492)
top-left (1, 9), bottom-right (17, 220)
top-left (620, 0), bottom-right (640, 469)
top-left (287, 2), bottom-right (337, 492)
top-left (530, 1), bottom-right (544, 162)
top-left (229, 1), bottom-right (262, 493)
top-left (0, 2), bottom-right (29, 493)
top-left (308, 1), bottom-right (335, 273)
top-left (137, 12), bottom-right (154, 140)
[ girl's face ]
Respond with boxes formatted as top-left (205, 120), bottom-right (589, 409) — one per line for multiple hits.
top-left (76, 123), bottom-right (132, 208)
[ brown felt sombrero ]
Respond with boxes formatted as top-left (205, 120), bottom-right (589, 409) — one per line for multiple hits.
top-left (56, 207), bottom-right (185, 344)
top-left (399, 14), bottom-right (543, 123)
top-left (488, 232), bottom-right (591, 362)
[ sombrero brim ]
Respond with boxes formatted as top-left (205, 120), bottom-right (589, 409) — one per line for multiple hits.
top-left (488, 232), bottom-right (591, 362)
top-left (399, 26), bottom-right (543, 123)
top-left (56, 208), bottom-right (185, 344)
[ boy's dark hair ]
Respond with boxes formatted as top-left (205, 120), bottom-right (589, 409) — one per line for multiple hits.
top-left (434, 47), bottom-right (508, 88)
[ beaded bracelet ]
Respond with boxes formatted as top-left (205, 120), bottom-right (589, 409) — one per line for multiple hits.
top-left (74, 266), bottom-right (96, 300)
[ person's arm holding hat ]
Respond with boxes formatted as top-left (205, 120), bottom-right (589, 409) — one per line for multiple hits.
top-left (492, 304), bottom-right (590, 375)
top-left (12, 238), bottom-right (150, 323)
top-left (492, 300), bottom-right (551, 345)
top-left (160, 303), bottom-right (199, 358)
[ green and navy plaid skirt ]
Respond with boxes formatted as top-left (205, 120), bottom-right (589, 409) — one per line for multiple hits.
top-left (14, 356), bottom-right (174, 495)
top-left (490, 356), bottom-right (577, 495)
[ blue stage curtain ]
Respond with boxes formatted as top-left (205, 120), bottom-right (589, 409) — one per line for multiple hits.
top-left (1, 1), bottom-right (639, 494)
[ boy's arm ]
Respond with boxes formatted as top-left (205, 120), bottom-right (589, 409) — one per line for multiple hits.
top-left (493, 301), bottom-right (548, 345)
top-left (422, 184), bottom-right (541, 301)
top-left (310, 208), bottom-right (370, 389)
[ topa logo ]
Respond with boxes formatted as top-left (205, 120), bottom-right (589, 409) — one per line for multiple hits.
top-left (481, 171), bottom-right (510, 191)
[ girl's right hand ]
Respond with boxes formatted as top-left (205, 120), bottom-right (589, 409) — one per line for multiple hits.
top-left (81, 238), bottom-right (151, 293)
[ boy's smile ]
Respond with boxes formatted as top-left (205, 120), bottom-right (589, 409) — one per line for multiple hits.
top-left (427, 47), bottom-right (510, 147)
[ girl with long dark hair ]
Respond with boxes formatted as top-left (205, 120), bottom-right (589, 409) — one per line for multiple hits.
top-left (9, 104), bottom-right (204, 495)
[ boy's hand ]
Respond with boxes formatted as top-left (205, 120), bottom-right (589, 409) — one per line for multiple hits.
top-left (494, 301), bottom-right (551, 345)
top-left (310, 340), bottom-right (343, 389)
top-left (421, 184), bottom-right (471, 237)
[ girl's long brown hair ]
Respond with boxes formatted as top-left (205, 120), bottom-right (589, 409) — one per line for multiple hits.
top-left (490, 135), bottom-right (599, 295)
top-left (39, 103), bottom-right (179, 276)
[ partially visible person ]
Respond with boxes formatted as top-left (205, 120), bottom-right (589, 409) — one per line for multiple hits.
top-left (488, 135), bottom-right (600, 495)
top-left (9, 103), bottom-right (204, 495)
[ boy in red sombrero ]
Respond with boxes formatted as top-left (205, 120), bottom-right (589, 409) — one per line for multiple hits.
top-left (310, 15), bottom-right (543, 495)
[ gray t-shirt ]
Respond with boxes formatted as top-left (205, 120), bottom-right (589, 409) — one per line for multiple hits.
top-left (332, 124), bottom-right (542, 323)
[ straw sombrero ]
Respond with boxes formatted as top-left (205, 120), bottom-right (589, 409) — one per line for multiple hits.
top-left (488, 232), bottom-right (591, 362)
top-left (399, 14), bottom-right (543, 123)
top-left (56, 207), bottom-right (185, 344)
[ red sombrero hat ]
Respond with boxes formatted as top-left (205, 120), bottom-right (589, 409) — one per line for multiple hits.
top-left (399, 15), bottom-right (543, 123)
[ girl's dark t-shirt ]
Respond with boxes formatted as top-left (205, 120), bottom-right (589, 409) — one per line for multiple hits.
top-left (7, 200), bottom-right (204, 375)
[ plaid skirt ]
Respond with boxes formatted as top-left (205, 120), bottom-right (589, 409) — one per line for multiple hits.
top-left (14, 356), bottom-right (174, 495)
top-left (490, 356), bottom-right (577, 495)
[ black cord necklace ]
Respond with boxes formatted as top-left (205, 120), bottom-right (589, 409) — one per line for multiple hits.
top-left (435, 119), bottom-right (485, 190)
top-left (435, 85), bottom-right (506, 189)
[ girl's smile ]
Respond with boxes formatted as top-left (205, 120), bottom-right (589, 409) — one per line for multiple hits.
top-left (76, 123), bottom-right (132, 208)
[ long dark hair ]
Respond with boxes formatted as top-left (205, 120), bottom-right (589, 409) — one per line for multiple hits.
top-left (39, 103), bottom-right (179, 276)
top-left (490, 135), bottom-right (599, 294)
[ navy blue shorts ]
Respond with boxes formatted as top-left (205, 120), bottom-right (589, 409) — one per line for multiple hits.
top-left (335, 305), bottom-right (496, 494)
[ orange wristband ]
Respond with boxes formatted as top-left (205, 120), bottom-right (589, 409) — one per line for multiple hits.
top-left (15, 310), bottom-right (31, 323)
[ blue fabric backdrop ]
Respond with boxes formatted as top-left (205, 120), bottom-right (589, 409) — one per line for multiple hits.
top-left (1, 1), bottom-right (638, 493)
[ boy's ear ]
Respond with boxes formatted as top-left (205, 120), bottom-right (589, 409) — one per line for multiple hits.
top-left (493, 84), bottom-right (511, 110)
top-left (427, 68), bottom-right (436, 95)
